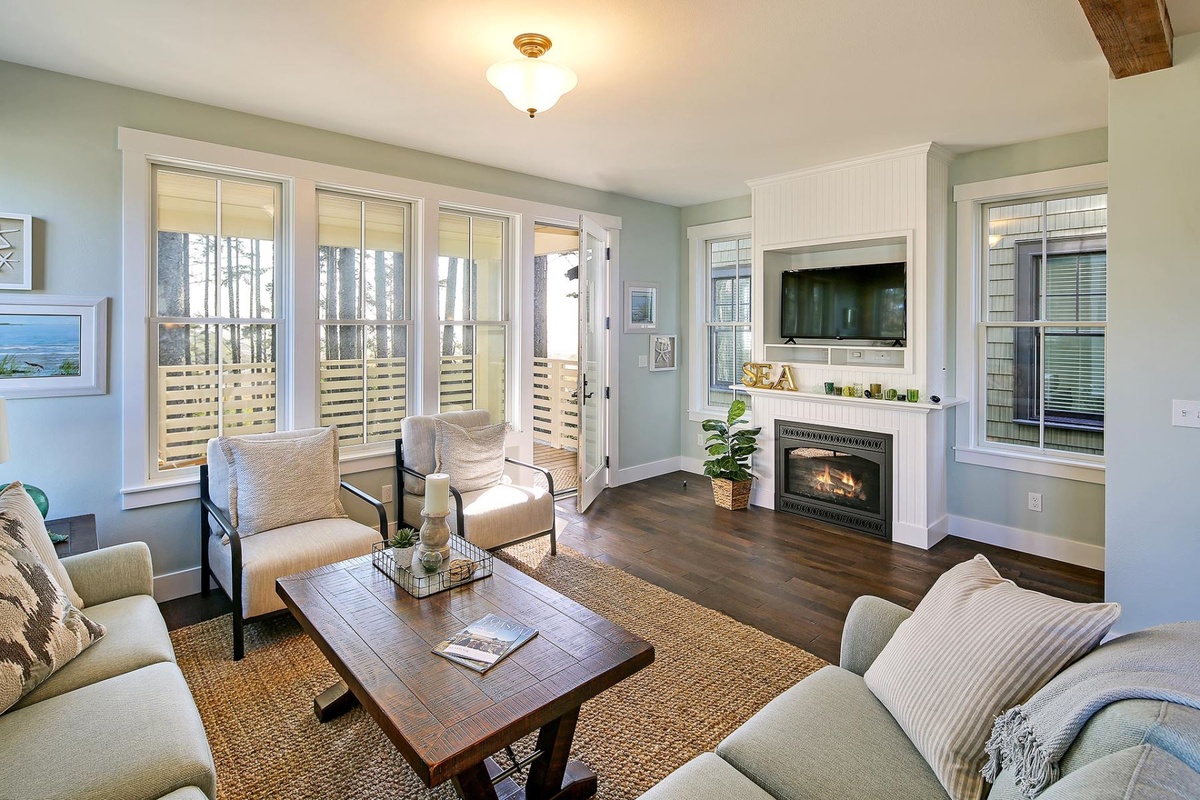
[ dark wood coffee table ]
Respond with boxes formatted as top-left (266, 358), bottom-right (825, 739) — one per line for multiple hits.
top-left (277, 553), bottom-right (654, 800)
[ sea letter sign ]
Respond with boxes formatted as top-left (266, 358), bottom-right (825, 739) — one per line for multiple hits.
top-left (741, 362), bottom-right (799, 392)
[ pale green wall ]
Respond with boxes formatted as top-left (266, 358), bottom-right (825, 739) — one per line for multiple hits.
top-left (0, 60), bottom-right (680, 580)
top-left (946, 128), bottom-right (1109, 547)
top-left (679, 196), bottom-right (753, 466)
top-left (1106, 32), bottom-right (1200, 630)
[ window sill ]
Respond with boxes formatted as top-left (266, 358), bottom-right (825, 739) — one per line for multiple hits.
top-left (121, 447), bottom-right (400, 509)
top-left (954, 445), bottom-right (1105, 485)
top-left (689, 409), bottom-right (728, 423)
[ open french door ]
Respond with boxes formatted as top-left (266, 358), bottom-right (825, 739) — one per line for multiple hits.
top-left (577, 215), bottom-right (608, 512)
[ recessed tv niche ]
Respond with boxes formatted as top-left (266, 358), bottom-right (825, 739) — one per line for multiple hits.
top-left (780, 262), bottom-right (907, 344)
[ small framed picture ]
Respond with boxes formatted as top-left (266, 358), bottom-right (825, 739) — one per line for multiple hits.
top-left (0, 213), bottom-right (34, 291)
top-left (623, 281), bottom-right (659, 333)
top-left (649, 333), bottom-right (677, 372)
top-left (0, 295), bottom-right (108, 398)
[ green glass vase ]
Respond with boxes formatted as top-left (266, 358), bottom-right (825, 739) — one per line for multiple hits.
top-left (0, 482), bottom-right (49, 518)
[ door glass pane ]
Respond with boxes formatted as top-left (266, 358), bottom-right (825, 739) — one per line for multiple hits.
top-left (438, 324), bottom-right (506, 423)
top-left (582, 230), bottom-right (604, 478)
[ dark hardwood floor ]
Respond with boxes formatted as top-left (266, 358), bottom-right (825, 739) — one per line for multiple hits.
top-left (162, 470), bottom-right (1104, 665)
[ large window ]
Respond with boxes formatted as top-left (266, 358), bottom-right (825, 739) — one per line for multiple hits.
top-left (687, 219), bottom-right (752, 418)
top-left (979, 191), bottom-right (1106, 457)
top-left (152, 167), bottom-right (282, 473)
top-left (317, 192), bottom-right (410, 446)
top-left (437, 210), bottom-right (508, 423)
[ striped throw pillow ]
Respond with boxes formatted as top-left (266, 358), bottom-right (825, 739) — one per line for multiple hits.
top-left (864, 555), bottom-right (1120, 800)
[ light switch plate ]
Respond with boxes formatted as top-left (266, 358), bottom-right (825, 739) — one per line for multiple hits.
top-left (1172, 399), bottom-right (1200, 428)
top-left (639, 355), bottom-right (648, 368)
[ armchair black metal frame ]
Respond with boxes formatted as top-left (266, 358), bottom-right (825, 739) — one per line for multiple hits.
top-left (394, 438), bottom-right (557, 556)
top-left (199, 464), bottom-right (389, 660)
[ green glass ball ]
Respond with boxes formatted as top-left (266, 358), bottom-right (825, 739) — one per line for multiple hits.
top-left (0, 483), bottom-right (49, 518)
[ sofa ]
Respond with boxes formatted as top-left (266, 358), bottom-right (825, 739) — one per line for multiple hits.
top-left (641, 595), bottom-right (1200, 800)
top-left (0, 542), bottom-right (216, 800)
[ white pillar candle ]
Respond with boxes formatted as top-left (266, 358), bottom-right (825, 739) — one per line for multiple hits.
top-left (424, 473), bottom-right (450, 516)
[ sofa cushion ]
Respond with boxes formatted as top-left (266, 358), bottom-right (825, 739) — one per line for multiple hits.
top-left (0, 662), bottom-right (216, 800)
top-left (988, 700), bottom-right (1200, 800)
top-left (435, 419), bottom-right (508, 492)
top-left (637, 753), bottom-right (776, 800)
top-left (400, 410), bottom-right (491, 494)
top-left (1036, 745), bottom-right (1200, 800)
top-left (0, 534), bottom-right (105, 713)
top-left (403, 483), bottom-right (555, 551)
top-left (217, 426), bottom-right (346, 537)
top-left (12, 593), bottom-right (175, 710)
top-left (156, 788), bottom-right (211, 800)
top-left (864, 554), bottom-right (1119, 800)
top-left (717, 665), bottom-right (950, 800)
top-left (208, 516), bottom-right (381, 618)
top-left (1, 480), bottom-right (84, 608)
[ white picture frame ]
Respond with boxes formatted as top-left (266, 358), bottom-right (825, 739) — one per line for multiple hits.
top-left (649, 333), bottom-right (677, 372)
top-left (0, 213), bottom-right (34, 291)
top-left (623, 280), bottom-right (659, 333)
top-left (0, 295), bottom-right (108, 398)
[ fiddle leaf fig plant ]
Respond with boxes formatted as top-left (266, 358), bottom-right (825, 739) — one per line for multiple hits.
top-left (701, 399), bottom-right (761, 483)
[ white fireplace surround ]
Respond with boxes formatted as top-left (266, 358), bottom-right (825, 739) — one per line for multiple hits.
top-left (744, 143), bottom-right (956, 549)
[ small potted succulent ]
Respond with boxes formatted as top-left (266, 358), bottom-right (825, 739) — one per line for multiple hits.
top-left (702, 398), bottom-right (761, 510)
top-left (390, 527), bottom-right (419, 567)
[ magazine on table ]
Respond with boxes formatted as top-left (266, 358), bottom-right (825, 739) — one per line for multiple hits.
top-left (433, 613), bottom-right (538, 673)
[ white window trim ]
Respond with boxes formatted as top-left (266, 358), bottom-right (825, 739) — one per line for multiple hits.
top-left (953, 163), bottom-right (1107, 485)
top-left (119, 128), bottom-right (621, 508)
top-left (687, 218), bottom-right (751, 423)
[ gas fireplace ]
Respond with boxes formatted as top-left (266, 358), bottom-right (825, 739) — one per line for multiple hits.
top-left (774, 421), bottom-right (892, 539)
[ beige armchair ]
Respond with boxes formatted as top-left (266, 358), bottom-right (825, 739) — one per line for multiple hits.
top-left (396, 411), bottom-right (557, 554)
top-left (199, 427), bottom-right (387, 659)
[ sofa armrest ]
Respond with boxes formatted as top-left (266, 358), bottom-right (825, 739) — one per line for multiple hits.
top-left (839, 595), bottom-right (912, 676)
top-left (61, 541), bottom-right (154, 607)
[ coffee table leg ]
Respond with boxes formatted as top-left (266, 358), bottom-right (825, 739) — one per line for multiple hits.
top-left (525, 707), bottom-right (597, 800)
top-left (314, 680), bottom-right (359, 722)
top-left (452, 761), bottom-right (500, 800)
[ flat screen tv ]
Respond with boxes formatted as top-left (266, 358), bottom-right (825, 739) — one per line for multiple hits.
top-left (780, 262), bottom-right (906, 343)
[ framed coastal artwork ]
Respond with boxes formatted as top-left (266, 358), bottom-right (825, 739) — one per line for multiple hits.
top-left (0, 295), bottom-right (108, 398)
top-left (0, 213), bottom-right (33, 290)
top-left (623, 280), bottom-right (659, 333)
top-left (649, 333), bottom-right (677, 371)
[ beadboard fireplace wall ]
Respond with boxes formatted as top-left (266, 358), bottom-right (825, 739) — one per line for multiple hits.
top-left (744, 144), bottom-right (956, 549)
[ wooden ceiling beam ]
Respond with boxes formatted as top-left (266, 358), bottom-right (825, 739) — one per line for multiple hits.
top-left (1077, 0), bottom-right (1174, 78)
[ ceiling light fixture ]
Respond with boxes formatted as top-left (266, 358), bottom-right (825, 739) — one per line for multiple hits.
top-left (486, 33), bottom-right (577, 118)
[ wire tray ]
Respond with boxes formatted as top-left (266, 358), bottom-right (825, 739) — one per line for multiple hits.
top-left (371, 536), bottom-right (493, 599)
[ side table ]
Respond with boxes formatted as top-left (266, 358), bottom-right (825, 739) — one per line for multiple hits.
top-left (47, 514), bottom-right (98, 558)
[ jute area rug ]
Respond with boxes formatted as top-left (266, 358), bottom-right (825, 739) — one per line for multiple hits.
top-left (171, 540), bottom-right (827, 800)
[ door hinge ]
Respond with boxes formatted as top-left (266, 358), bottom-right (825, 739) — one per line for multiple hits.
top-left (605, 246), bottom-right (611, 260)
top-left (605, 316), bottom-right (610, 330)
top-left (605, 456), bottom-right (610, 469)
top-left (604, 386), bottom-right (610, 400)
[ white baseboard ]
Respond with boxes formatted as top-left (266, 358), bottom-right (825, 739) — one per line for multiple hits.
top-left (680, 456), bottom-right (705, 475)
top-left (947, 514), bottom-right (1105, 571)
top-left (154, 566), bottom-right (202, 602)
top-left (613, 456), bottom-right (682, 487)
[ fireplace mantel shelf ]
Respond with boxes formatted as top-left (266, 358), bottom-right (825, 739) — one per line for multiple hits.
top-left (736, 386), bottom-right (964, 414)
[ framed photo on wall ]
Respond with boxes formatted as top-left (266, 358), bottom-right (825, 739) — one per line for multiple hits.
top-left (649, 333), bottom-right (677, 372)
top-left (0, 213), bottom-right (34, 291)
top-left (0, 295), bottom-right (108, 398)
top-left (623, 281), bottom-right (659, 333)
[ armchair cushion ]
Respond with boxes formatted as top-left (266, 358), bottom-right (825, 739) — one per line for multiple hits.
top-left (208, 517), bottom-right (380, 618)
top-left (405, 483), bottom-right (554, 551)
top-left (1, 481), bottom-right (84, 608)
top-left (215, 426), bottom-right (346, 537)
top-left (435, 419), bottom-right (508, 492)
top-left (400, 410), bottom-right (491, 494)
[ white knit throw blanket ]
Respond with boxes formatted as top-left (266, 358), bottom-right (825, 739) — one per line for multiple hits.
top-left (982, 622), bottom-right (1200, 798)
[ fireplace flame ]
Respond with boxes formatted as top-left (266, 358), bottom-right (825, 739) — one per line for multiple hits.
top-left (813, 464), bottom-right (867, 501)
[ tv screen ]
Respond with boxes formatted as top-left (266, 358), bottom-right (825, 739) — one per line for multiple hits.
top-left (780, 262), bottom-right (906, 342)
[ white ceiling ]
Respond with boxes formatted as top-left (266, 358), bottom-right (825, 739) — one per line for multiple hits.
top-left (2, 1), bottom-right (1197, 207)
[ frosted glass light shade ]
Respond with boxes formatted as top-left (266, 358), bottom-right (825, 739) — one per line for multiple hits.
top-left (486, 57), bottom-right (578, 117)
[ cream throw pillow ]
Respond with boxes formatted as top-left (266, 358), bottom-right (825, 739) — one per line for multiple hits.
top-left (0, 508), bottom-right (105, 713)
top-left (864, 555), bottom-right (1120, 800)
top-left (0, 483), bottom-right (84, 609)
top-left (219, 427), bottom-right (346, 537)
top-left (434, 420), bottom-right (508, 493)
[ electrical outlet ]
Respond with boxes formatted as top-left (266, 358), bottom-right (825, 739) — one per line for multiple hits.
top-left (638, 355), bottom-right (648, 368)
top-left (697, 432), bottom-right (705, 447)
top-left (381, 484), bottom-right (394, 503)
top-left (1172, 399), bottom-right (1200, 428)
top-left (1028, 492), bottom-right (1042, 513)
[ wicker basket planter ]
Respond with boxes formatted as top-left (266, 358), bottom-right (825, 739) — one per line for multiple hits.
top-left (711, 478), bottom-right (752, 511)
